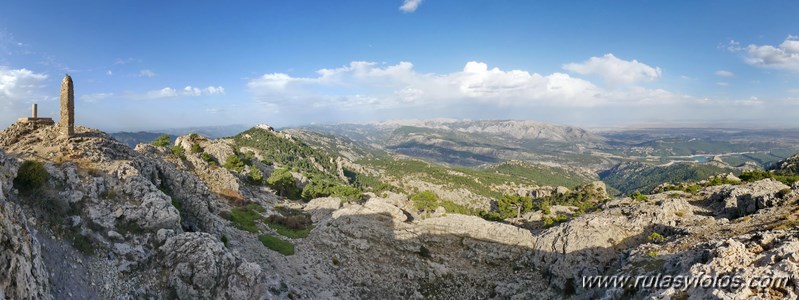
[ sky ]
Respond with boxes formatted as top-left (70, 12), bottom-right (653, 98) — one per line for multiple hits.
top-left (1, 1), bottom-right (798, 131)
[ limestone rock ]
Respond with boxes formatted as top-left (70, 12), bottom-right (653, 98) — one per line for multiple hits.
top-left (709, 179), bottom-right (791, 218)
top-left (159, 233), bottom-right (262, 299)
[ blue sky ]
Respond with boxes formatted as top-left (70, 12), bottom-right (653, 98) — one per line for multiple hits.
top-left (1, 1), bottom-right (798, 131)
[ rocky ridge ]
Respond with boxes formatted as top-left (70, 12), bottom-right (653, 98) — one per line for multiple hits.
top-left (1, 122), bottom-right (799, 299)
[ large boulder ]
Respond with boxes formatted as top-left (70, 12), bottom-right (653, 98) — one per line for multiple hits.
top-left (710, 179), bottom-right (791, 218)
top-left (159, 233), bottom-right (262, 300)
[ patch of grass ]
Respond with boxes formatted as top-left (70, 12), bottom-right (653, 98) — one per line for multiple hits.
top-left (266, 215), bottom-right (312, 239)
top-left (258, 234), bottom-right (295, 255)
top-left (647, 251), bottom-right (658, 258)
top-left (674, 211), bottom-right (685, 218)
top-left (226, 203), bottom-right (265, 233)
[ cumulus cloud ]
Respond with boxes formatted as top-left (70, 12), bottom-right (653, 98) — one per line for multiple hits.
top-left (133, 85), bottom-right (225, 100)
top-left (0, 67), bottom-right (48, 104)
top-left (138, 69), bottom-right (156, 77)
top-left (399, 0), bottom-right (422, 13)
top-left (247, 60), bottom-right (686, 112)
top-left (740, 35), bottom-right (799, 71)
top-left (715, 70), bottom-right (734, 77)
top-left (562, 53), bottom-right (662, 85)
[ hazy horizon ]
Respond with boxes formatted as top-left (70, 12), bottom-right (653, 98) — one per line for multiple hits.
top-left (2, 1), bottom-right (799, 131)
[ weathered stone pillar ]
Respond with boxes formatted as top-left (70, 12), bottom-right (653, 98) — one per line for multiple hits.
top-left (32, 103), bottom-right (38, 118)
top-left (59, 75), bottom-right (75, 137)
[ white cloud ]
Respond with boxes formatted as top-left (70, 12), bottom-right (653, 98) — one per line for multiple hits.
top-left (138, 69), bottom-right (156, 77)
top-left (399, 0), bottom-right (422, 13)
top-left (562, 53), bottom-right (662, 85)
top-left (204, 86), bottom-right (225, 95)
top-left (106, 70), bottom-right (113, 76)
top-left (0, 67), bottom-right (48, 104)
top-left (183, 86), bottom-right (202, 96)
top-left (741, 35), bottom-right (799, 71)
top-left (247, 60), bottom-right (684, 111)
top-left (80, 92), bottom-right (113, 102)
top-left (145, 87), bottom-right (178, 99)
top-left (715, 70), bottom-right (734, 77)
top-left (133, 85), bottom-right (225, 100)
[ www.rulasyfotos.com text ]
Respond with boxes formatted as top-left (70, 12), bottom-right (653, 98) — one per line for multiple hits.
top-left (582, 274), bottom-right (792, 291)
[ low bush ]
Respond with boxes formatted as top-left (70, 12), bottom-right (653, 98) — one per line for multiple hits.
top-left (411, 191), bottom-right (439, 212)
top-left (171, 145), bottom-right (186, 160)
top-left (647, 232), bottom-right (665, 243)
top-left (223, 155), bottom-right (246, 173)
top-left (151, 134), bottom-right (171, 147)
top-left (14, 160), bottom-right (49, 193)
top-left (630, 191), bottom-right (649, 201)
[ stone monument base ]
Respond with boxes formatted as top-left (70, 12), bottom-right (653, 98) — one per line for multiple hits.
top-left (17, 117), bottom-right (55, 126)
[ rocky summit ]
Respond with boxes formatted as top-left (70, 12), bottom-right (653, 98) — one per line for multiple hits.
top-left (1, 121), bottom-right (799, 300)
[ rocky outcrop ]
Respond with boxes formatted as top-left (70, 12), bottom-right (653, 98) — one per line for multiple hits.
top-left (164, 137), bottom-right (242, 198)
top-left (623, 230), bottom-right (799, 299)
top-left (709, 179), bottom-right (791, 218)
top-left (0, 150), bottom-right (52, 299)
top-left (159, 232), bottom-right (262, 300)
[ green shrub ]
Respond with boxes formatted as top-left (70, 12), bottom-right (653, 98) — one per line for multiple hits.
top-left (630, 191), bottom-right (649, 201)
top-left (171, 145), bottom-right (186, 160)
top-left (329, 185), bottom-right (362, 202)
top-left (258, 234), bottom-right (295, 255)
top-left (14, 160), bottom-right (49, 193)
top-left (267, 168), bottom-right (300, 199)
top-left (438, 200), bottom-right (479, 216)
top-left (151, 134), bottom-right (171, 147)
top-left (201, 152), bottom-right (214, 163)
top-left (190, 142), bottom-right (202, 154)
top-left (647, 232), bottom-right (665, 243)
top-left (540, 200), bottom-right (551, 215)
top-left (247, 167), bottom-right (264, 185)
top-left (411, 191), bottom-right (440, 212)
top-left (189, 133), bottom-right (199, 139)
top-left (223, 155), bottom-right (246, 173)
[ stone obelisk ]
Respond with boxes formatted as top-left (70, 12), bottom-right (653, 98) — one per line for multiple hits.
top-left (59, 74), bottom-right (75, 137)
